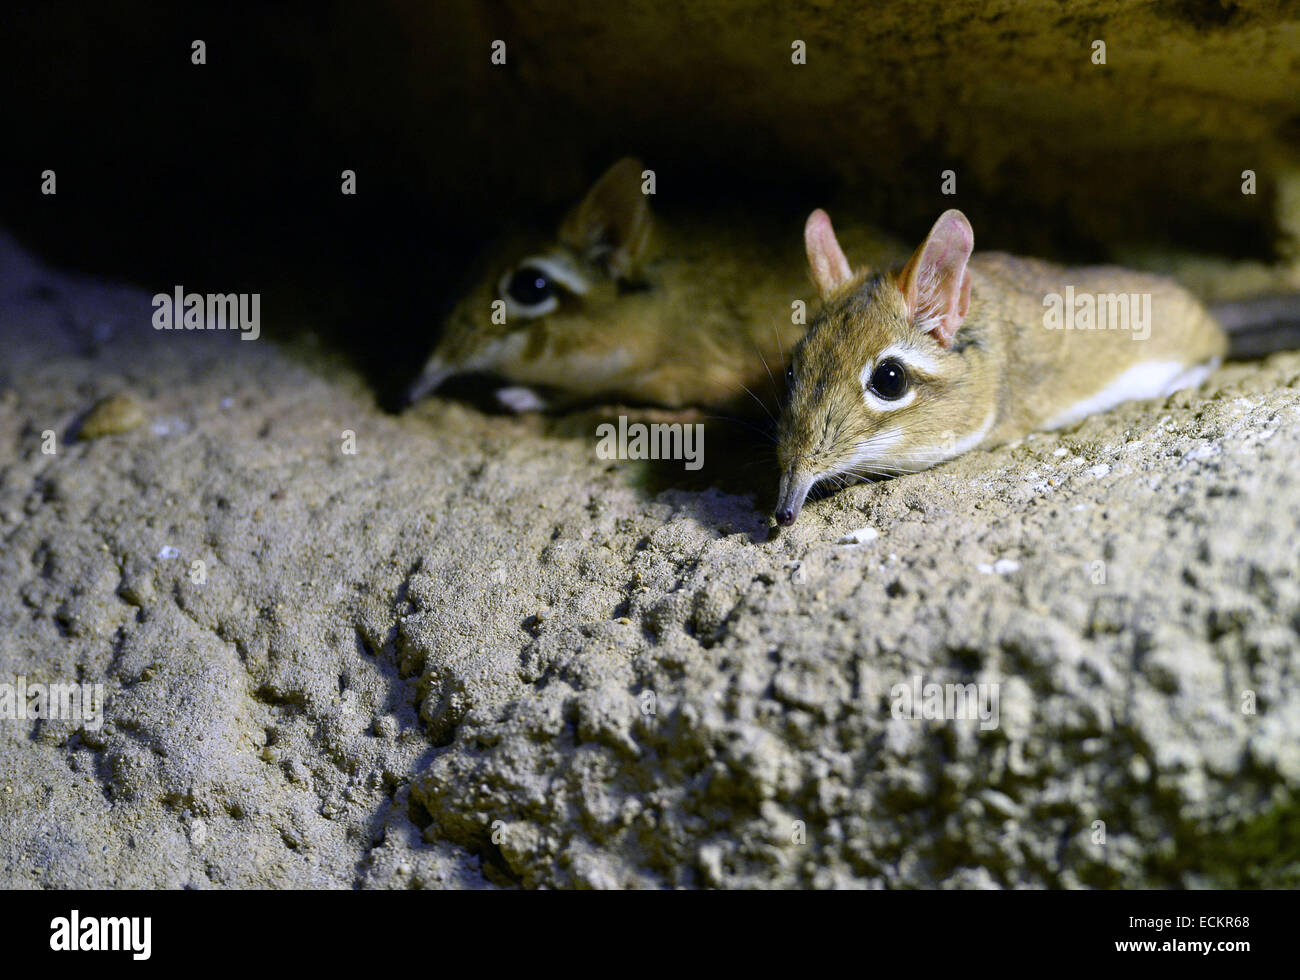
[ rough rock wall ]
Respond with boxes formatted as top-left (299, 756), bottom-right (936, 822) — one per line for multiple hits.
top-left (356, 0), bottom-right (1300, 252)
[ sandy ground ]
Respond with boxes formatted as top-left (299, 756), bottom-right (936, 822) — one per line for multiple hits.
top-left (1, 230), bottom-right (1298, 888)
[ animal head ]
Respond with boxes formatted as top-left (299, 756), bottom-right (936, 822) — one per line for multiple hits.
top-left (774, 208), bottom-right (979, 525)
top-left (407, 157), bottom-right (654, 403)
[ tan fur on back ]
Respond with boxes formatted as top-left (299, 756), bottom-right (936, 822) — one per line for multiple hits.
top-left (778, 246), bottom-right (1227, 488)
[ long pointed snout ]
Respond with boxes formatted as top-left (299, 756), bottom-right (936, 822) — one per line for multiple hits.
top-left (405, 358), bottom-right (454, 407)
top-left (774, 470), bottom-right (815, 526)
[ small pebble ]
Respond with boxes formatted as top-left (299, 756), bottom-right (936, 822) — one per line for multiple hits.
top-left (151, 417), bottom-right (188, 436)
top-left (838, 526), bottom-right (879, 545)
top-left (978, 559), bottom-right (1020, 575)
top-left (78, 392), bottom-right (145, 439)
top-left (978, 789), bottom-right (1025, 820)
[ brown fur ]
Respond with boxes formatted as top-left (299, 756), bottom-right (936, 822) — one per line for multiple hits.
top-left (775, 210), bottom-right (1227, 524)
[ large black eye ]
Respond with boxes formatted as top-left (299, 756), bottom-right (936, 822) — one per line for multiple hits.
top-left (507, 266), bottom-right (554, 306)
top-left (868, 358), bottom-right (908, 400)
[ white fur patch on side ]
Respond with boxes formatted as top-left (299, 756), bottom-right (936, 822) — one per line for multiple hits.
top-left (1042, 359), bottom-right (1219, 431)
top-left (1164, 358), bottom-right (1219, 394)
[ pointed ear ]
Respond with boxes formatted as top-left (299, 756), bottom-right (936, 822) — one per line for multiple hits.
top-left (804, 209), bottom-right (853, 299)
top-left (896, 209), bottom-right (973, 348)
top-left (558, 157), bottom-right (653, 280)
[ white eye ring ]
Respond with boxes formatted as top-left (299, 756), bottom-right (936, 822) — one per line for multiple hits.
top-left (499, 289), bottom-right (558, 320)
top-left (859, 356), bottom-right (917, 411)
top-left (497, 255), bottom-right (589, 320)
top-left (498, 269), bottom-right (558, 320)
top-left (863, 387), bottom-right (917, 411)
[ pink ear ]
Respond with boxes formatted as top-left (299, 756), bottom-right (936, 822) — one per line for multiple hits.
top-left (896, 210), bottom-right (973, 348)
top-left (804, 209), bottom-right (853, 298)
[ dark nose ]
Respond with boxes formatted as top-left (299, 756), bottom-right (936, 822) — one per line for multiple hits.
top-left (774, 507), bottom-right (797, 526)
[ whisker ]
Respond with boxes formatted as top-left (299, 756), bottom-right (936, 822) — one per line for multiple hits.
top-left (771, 323), bottom-right (788, 378)
top-left (734, 381), bottom-right (778, 427)
top-left (754, 345), bottom-right (780, 407)
top-left (700, 413), bottom-right (777, 445)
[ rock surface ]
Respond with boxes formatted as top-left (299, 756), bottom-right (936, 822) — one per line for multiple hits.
top-left (339, 0), bottom-right (1300, 254)
top-left (2, 231), bottom-right (1298, 888)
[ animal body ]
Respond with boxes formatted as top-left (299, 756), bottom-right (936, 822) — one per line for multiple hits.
top-left (408, 158), bottom-right (824, 415)
top-left (774, 208), bottom-right (1242, 525)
